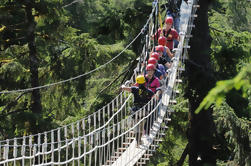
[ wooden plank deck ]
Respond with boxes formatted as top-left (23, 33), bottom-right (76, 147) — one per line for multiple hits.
top-left (110, 0), bottom-right (194, 165)
top-left (111, 105), bottom-right (166, 166)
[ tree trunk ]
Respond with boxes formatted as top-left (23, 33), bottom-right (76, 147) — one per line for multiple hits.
top-left (25, 2), bottom-right (42, 134)
top-left (185, 0), bottom-right (216, 165)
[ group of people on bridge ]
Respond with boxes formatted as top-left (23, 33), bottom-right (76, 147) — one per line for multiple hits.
top-left (120, 0), bottom-right (186, 146)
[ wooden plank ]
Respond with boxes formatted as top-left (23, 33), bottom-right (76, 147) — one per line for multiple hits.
top-left (161, 126), bottom-right (169, 129)
top-left (154, 139), bottom-right (163, 142)
top-left (118, 148), bottom-right (126, 151)
top-left (164, 118), bottom-right (171, 121)
top-left (137, 162), bottom-right (146, 164)
top-left (170, 100), bottom-right (177, 104)
top-left (176, 79), bottom-right (183, 83)
top-left (111, 1), bottom-right (195, 165)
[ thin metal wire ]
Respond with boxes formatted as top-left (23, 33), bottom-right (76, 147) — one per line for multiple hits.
top-left (0, 3), bottom-right (156, 95)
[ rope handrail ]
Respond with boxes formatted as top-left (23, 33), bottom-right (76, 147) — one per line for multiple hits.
top-left (0, 1), bottom-right (158, 95)
top-left (0, 96), bottom-right (160, 165)
top-left (0, 31), bottom-right (141, 94)
top-left (39, 105), bottom-right (160, 166)
top-left (0, 0), bottom-right (198, 165)
top-left (0, 2), bottom-right (157, 145)
top-left (0, 91), bottom-right (155, 148)
top-left (36, 99), bottom-right (160, 165)
top-left (62, 0), bottom-right (82, 8)
top-left (0, 91), bottom-right (128, 143)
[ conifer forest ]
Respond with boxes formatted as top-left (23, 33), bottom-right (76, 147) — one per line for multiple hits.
top-left (0, 0), bottom-right (250, 165)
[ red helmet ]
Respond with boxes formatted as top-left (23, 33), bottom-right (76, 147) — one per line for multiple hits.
top-left (148, 57), bottom-right (157, 65)
top-left (165, 16), bottom-right (173, 24)
top-left (155, 45), bottom-right (165, 52)
top-left (150, 52), bottom-right (160, 60)
top-left (158, 36), bottom-right (167, 46)
top-left (146, 64), bottom-right (155, 71)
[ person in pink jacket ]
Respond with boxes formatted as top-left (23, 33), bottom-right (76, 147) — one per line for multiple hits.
top-left (145, 64), bottom-right (160, 93)
top-left (134, 64), bottom-right (160, 94)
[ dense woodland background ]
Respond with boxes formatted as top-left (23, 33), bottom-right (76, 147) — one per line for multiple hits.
top-left (0, 0), bottom-right (250, 165)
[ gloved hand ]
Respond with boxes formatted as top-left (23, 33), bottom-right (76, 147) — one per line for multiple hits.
top-left (121, 85), bottom-right (126, 89)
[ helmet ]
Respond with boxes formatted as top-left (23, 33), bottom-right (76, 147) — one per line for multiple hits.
top-left (150, 52), bottom-right (160, 60)
top-left (148, 58), bottom-right (157, 65)
top-left (158, 36), bottom-right (167, 46)
top-left (136, 75), bottom-right (146, 84)
top-left (146, 64), bottom-right (155, 71)
top-left (155, 45), bottom-right (164, 52)
top-left (165, 16), bottom-right (173, 24)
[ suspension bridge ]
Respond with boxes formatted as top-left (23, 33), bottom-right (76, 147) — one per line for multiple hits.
top-left (0, 0), bottom-right (199, 165)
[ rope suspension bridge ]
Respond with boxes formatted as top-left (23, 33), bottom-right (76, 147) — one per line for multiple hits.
top-left (0, 0), bottom-right (199, 165)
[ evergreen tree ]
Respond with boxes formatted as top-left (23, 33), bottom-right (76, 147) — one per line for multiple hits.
top-left (185, 0), bottom-right (216, 165)
top-left (0, 0), bottom-right (69, 136)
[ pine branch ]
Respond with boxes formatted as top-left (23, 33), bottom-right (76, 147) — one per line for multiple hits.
top-left (209, 25), bottom-right (225, 33)
top-left (88, 66), bottom-right (131, 109)
top-left (121, 58), bottom-right (138, 84)
top-left (98, 68), bottom-right (129, 95)
top-left (0, 92), bottom-right (28, 116)
top-left (213, 102), bottom-right (250, 165)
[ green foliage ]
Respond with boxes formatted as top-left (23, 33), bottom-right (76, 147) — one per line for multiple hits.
top-left (0, 0), bottom-right (147, 139)
top-left (1, 0), bottom-right (248, 165)
top-left (225, 0), bottom-right (250, 32)
top-left (192, 1), bottom-right (251, 165)
top-left (213, 102), bottom-right (250, 166)
top-left (210, 29), bottom-right (251, 79)
top-left (209, 0), bottom-right (251, 80)
top-left (198, 0), bottom-right (251, 116)
top-left (211, 0), bottom-right (251, 32)
top-left (195, 64), bottom-right (251, 114)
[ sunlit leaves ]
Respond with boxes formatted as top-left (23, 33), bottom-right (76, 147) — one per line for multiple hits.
top-left (0, 0), bottom-right (151, 139)
top-left (226, 0), bottom-right (249, 31)
top-left (195, 64), bottom-right (251, 114)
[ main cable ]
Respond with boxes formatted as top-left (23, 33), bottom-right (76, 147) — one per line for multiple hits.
top-left (62, 0), bottom-right (83, 8)
top-left (0, 3), bottom-right (157, 95)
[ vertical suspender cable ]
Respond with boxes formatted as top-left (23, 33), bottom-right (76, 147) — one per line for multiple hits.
top-left (77, 136), bottom-right (81, 166)
top-left (76, 122), bottom-right (80, 166)
top-left (57, 129), bottom-right (61, 164)
top-left (82, 120), bottom-right (86, 165)
top-left (64, 127), bottom-right (68, 166)
top-left (153, 1), bottom-right (156, 49)
top-left (155, 0), bottom-right (159, 52)
top-left (29, 136), bottom-right (32, 166)
top-left (13, 138), bottom-right (17, 166)
top-left (71, 124), bottom-right (75, 166)
top-left (33, 144), bottom-right (37, 166)
top-left (51, 131), bottom-right (55, 165)
top-left (88, 118), bottom-right (92, 166)
top-left (38, 133), bottom-right (41, 165)
top-left (44, 133), bottom-right (48, 164)
top-left (21, 137), bottom-right (25, 166)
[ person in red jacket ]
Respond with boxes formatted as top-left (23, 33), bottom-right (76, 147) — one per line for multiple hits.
top-left (153, 16), bottom-right (179, 51)
top-left (155, 45), bottom-right (173, 69)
